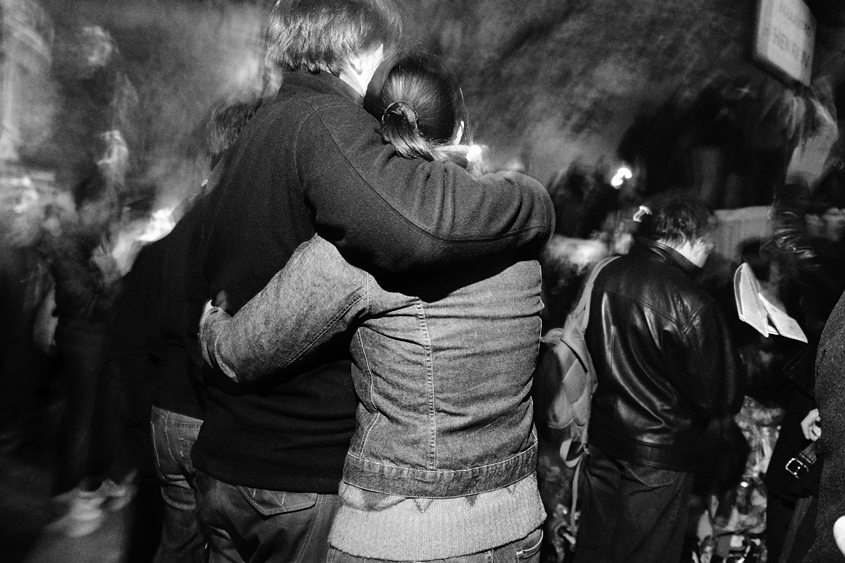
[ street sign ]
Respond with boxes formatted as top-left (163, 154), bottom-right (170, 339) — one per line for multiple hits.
top-left (754, 0), bottom-right (815, 85)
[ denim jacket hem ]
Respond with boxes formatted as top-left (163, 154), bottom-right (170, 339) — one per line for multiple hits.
top-left (341, 439), bottom-right (538, 498)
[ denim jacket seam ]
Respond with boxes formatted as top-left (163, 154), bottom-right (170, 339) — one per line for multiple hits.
top-left (413, 299), bottom-right (437, 470)
top-left (364, 271), bottom-right (373, 315)
top-left (356, 274), bottom-right (380, 456)
top-left (282, 287), bottom-right (366, 369)
top-left (356, 330), bottom-right (381, 455)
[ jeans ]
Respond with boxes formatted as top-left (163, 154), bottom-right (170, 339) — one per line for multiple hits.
top-left (573, 447), bottom-right (694, 563)
top-left (326, 528), bottom-right (543, 563)
top-left (195, 470), bottom-right (340, 563)
top-left (151, 406), bottom-right (205, 563)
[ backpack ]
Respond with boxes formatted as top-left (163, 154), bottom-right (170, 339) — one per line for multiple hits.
top-left (532, 256), bottom-right (617, 468)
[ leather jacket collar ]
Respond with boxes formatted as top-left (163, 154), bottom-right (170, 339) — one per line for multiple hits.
top-left (634, 237), bottom-right (701, 279)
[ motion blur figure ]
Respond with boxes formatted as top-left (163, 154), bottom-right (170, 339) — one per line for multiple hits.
top-left (46, 170), bottom-right (123, 537)
top-left (145, 97), bottom-right (260, 563)
top-left (0, 187), bottom-right (53, 455)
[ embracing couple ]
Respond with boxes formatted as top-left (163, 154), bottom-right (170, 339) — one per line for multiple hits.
top-left (190, 1), bottom-right (555, 562)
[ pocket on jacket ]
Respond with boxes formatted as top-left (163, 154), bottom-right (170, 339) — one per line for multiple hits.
top-left (236, 486), bottom-right (317, 516)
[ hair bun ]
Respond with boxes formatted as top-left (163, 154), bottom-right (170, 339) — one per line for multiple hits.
top-left (382, 101), bottom-right (418, 126)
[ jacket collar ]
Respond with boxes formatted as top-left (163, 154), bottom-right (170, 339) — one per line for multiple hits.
top-left (634, 237), bottom-right (701, 278)
top-left (280, 69), bottom-right (364, 106)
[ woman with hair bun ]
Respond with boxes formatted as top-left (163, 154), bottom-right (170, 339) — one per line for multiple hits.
top-left (199, 54), bottom-right (546, 562)
top-left (376, 54), bottom-right (473, 170)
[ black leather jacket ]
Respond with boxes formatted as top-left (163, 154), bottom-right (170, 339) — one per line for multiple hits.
top-left (585, 238), bottom-right (745, 472)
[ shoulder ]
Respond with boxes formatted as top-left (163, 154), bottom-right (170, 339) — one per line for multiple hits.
top-left (243, 87), bottom-right (354, 136)
top-left (598, 251), bottom-right (681, 291)
top-left (259, 91), bottom-right (380, 154)
top-left (600, 252), bottom-right (711, 315)
top-left (269, 83), bottom-right (371, 122)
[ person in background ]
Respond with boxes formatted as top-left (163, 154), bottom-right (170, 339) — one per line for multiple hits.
top-left (46, 169), bottom-right (123, 537)
top-left (573, 199), bottom-right (745, 563)
top-left (0, 187), bottom-right (52, 456)
top-left (191, 1), bottom-right (554, 561)
top-left (146, 98), bottom-right (259, 563)
top-left (200, 52), bottom-right (547, 563)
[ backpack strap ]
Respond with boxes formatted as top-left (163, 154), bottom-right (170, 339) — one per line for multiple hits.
top-left (564, 255), bottom-right (617, 540)
top-left (570, 255), bottom-right (618, 332)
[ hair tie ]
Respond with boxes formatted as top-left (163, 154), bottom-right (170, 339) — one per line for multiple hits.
top-left (633, 205), bottom-right (652, 223)
top-left (382, 101), bottom-right (418, 127)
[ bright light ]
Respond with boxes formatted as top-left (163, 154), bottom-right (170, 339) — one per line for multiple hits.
top-left (610, 166), bottom-right (633, 188)
top-left (110, 207), bottom-right (177, 276)
top-left (466, 144), bottom-right (482, 163)
top-left (137, 207), bottom-right (176, 242)
top-left (13, 183), bottom-right (38, 213)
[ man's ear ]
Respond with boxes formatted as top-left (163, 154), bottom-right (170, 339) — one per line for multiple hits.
top-left (341, 44), bottom-right (384, 96)
top-left (348, 51), bottom-right (366, 75)
top-left (349, 44), bottom-right (384, 75)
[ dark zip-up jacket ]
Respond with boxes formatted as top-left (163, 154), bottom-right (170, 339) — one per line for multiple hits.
top-left (585, 238), bottom-right (744, 472)
top-left (193, 70), bottom-right (554, 492)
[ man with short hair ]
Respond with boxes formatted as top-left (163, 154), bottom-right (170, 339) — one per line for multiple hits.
top-left (192, 1), bottom-right (554, 561)
top-left (573, 199), bottom-right (744, 563)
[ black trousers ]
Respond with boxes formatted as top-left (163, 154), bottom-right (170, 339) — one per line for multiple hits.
top-left (52, 319), bottom-right (112, 495)
top-left (573, 446), bottom-right (694, 563)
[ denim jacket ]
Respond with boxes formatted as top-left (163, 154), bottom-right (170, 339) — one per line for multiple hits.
top-left (201, 235), bottom-right (543, 498)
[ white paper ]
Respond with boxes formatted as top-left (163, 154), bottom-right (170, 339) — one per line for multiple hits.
top-left (734, 263), bottom-right (770, 337)
top-left (733, 263), bottom-right (808, 342)
top-left (759, 294), bottom-right (809, 343)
